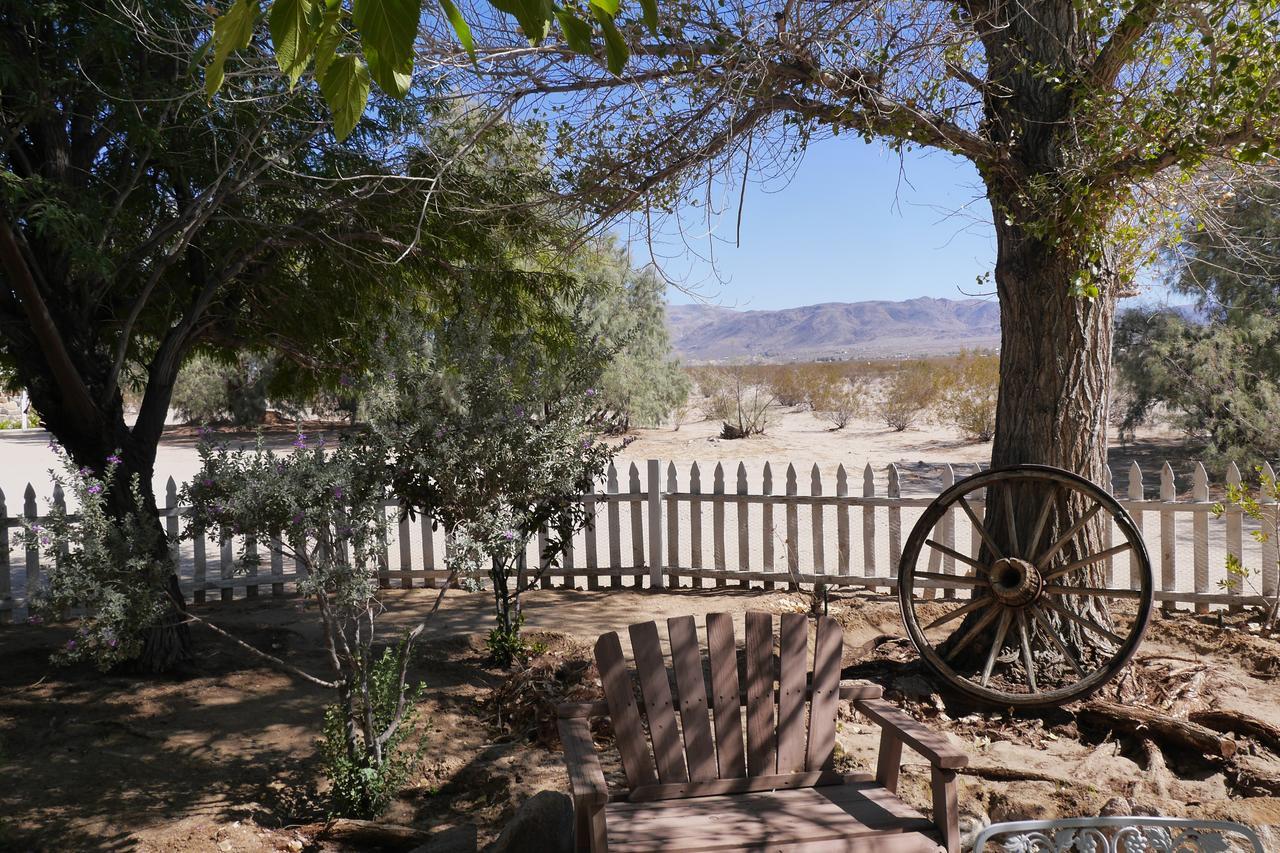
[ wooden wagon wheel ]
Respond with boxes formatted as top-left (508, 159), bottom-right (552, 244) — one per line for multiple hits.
top-left (898, 464), bottom-right (1154, 707)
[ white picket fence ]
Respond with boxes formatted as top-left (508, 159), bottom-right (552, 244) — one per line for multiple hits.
top-left (0, 458), bottom-right (1276, 623)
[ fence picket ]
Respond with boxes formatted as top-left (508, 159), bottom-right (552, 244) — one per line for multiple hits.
top-left (736, 463), bottom-right (749, 588)
top-left (220, 525), bottom-right (234, 603)
top-left (398, 505), bottom-right (413, 590)
top-left (785, 464), bottom-right (799, 589)
top-left (1128, 462), bottom-right (1145, 589)
top-left (647, 459), bottom-right (662, 589)
top-left (270, 531), bottom-right (285, 596)
top-left (887, 465), bottom-right (901, 593)
top-left (586, 479), bottom-right (600, 591)
top-left (0, 487), bottom-right (8, 623)
top-left (713, 463), bottom-right (726, 587)
top-left (164, 478), bottom-right (179, 567)
top-left (51, 483), bottom-right (68, 571)
top-left (689, 462), bottom-right (703, 588)
top-left (862, 465), bottom-right (876, 580)
top-left (1192, 463), bottom-right (1210, 614)
top-left (24, 484), bottom-right (39, 601)
top-left (1225, 462), bottom-right (1243, 608)
top-left (607, 463), bottom-right (622, 590)
top-left (811, 465), bottom-right (825, 582)
top-left (629, 463), bottom-right (644, 588)
top-left (664, 463), bottom-right (677, 588)
top-left (942, 465), bottom-right (956, 600)
top-left (538, 525), bottom-right (551, 590)
top-left (1160, 462), bottom-right (1177, 609)
top-left (762, 462), bottom-right (775, 590)
top-left (836, 465), bottom-right (849, 576)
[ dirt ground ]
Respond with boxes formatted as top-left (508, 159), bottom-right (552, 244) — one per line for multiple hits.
top-left (1, 587), bottom-right (1278, 852)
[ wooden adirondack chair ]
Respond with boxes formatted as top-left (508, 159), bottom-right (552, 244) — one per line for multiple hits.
top-left (557, 611), bottom-right (968, 853)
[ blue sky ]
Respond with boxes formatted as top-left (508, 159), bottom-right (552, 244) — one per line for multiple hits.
top-left (621, 135), bottom-right (1183, 312)
top-left (622, 137), bottom-right (998, 310)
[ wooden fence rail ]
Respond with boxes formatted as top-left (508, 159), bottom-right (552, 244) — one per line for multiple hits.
top-left (1, 459), bottom-right (1276, 623)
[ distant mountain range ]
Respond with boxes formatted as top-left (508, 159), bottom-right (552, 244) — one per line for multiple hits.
top-left (666, 297), bottom-right (1002, 362)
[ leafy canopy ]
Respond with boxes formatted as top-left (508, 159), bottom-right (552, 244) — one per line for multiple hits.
top-left (203, 0), bottom-right (658, 139)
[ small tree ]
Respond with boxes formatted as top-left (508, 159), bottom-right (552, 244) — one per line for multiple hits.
top-left (368, 307), bottom-right (616, 665)
top-left (877, 361), bottom-right (939, 432)
top-left (708, 366), bottom-right (776, 439)
top-left (811, 376), bottom-right (865, 431)
top-left (184, 435), bottom-right (426, 818)
top-left (935, 351), bottom-right (1000, 442)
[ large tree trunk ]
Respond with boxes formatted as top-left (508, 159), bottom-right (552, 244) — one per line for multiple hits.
top-left (990, 219), bottom-right (1117, 480)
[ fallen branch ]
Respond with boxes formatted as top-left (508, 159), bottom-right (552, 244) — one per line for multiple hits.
top-left (1142, 738), bottom-right (1171, 799)
top-left (1228, 753), bottom-right (1280, 797)
top-left (177, 607), bottom-right (339, 690)
top-left (1078, 700), bottom-right (1237, 759)
top-left (905, 762), bottom-right (1074, 786)
top-left (303, 818), bottom-right (431, 849)
top-left (1190, 709), bottom-right (1280, 754)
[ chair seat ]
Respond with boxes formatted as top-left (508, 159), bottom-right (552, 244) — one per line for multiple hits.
top-left (604, 780), bottom-right (947, 853)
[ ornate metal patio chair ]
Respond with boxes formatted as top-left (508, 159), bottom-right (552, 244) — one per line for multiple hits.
top-left (970, 816), bottom-right (1264, 852)
top-left (557, 611), bottom-right (968, 852)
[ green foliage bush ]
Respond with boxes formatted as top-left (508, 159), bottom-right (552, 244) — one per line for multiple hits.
top-left (171, 354), bottom-right (273, 426)
top-left (876, 360), bottom-right (940, 431)
top-left (319, 644), bottom-right (426, 818)
top-left (934, 351), bottom-right (999, 442)
top-left (707, 366), bottom-right (776, 438)
top-left (811, 376), bottom-right (866, 430)
top-left (367, 296), bottom-right (616, 667)
top-left (24, 453), bottom-right (170, 670)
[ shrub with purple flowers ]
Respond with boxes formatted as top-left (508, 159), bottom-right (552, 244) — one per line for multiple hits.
top-left (22, 452), bottom-right (170, 670)
top-left (183, 434), bottom-right (423, 818)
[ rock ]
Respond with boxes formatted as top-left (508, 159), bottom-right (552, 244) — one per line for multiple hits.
top-left (1099, 796), bottom-right (1134, 817)
top-left (489, 790), bottom-right (574, 853)
top-left (407, 824), bottom-right (478, 853)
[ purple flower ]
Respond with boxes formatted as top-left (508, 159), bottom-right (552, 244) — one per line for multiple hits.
top-left (201, 478), bottom-right (214, 487)
top-left (585, 388), bottom-right (597, 397)
top-left (333, 486), bottom-right (345, 500)
top-left (292, 433), bottom-right (308, 449)
top-left (79, 466), bottom-right (94, 477)
top-left (198, 426), bottom-right (212, 438)
top-left (106, 454), bottom-right (121, 465)
top-left (291, 513), bottom-right (305, 526)
top-left (30, 523), bottom-right (41, 533)
top-left (581, 438), bottom-right (593, 449)
top-left (108, 638), bottom-right (118, 649)
top-left (515, 405), bottom-right (525, 417)
top-left (87, 484), bottom-right (103, 495)
top-left (503, 530), bottom-right (517, 541)
top-left (339, 373), bottom-right (353, 387)
top-left (65, 639), bottom-right (77, 651)
top-left (39, 536), bottom-right (51, 546)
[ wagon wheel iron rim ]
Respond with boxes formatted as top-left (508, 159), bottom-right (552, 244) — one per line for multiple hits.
top-left (897, 464), bottom-right (1154, 708)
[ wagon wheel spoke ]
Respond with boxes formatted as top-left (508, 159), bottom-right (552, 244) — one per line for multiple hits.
top-left (912, 570), bottom-right (989, 586)
top-left (958, 496), bottom-right (1003, 561)
top-left (1016, 611), bottom-right (1038, 693)
top-left (1032, 607), bottom-right (1087, 678)
top-left (925, 539), bottom-right (987, 572)
top-left (1026, 487), bottom-right (1058, 561)
top-left (1043, 598), bottom-right (1124, 647)
top-left (922, 595), bottom-right (991, 632)
top-left (1045, 584), bottom-right (1144, 600)
top-left (1040, 543), bottom-right (1133, 583)
top-left (980, 608), bottom-right (1013, 688)
top-left (946, 603), bottom-right (1002, 661)
top-left (1035, 502), bottom-right (1104, 569)
top-left (1002, 484), bottom-right (1019, 557)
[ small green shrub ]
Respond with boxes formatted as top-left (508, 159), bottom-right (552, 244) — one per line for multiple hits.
top-left (319, 644), bottom-right (426, 818)
top-left (934, 350), bottom-right (999, 442)
top-left (876, 361), bottom-right (939, 431)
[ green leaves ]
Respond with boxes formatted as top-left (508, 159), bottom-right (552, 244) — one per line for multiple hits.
top-left (439, 0), bottom-right (475, 59)
top-left (555, 9), bottom-right (593, 54)
top-left (591, 5), bottom-right (628, 74)
top-left (269, 0), bottom-right (313, 87)
top-left (352, 0), bottom-right (421, 96)
top-left (205, 0), bottom-right (260, 97)
top-left (320, 54), bottom-right (372, 140)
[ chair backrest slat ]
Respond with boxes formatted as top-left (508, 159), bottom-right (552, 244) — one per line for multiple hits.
top-left (744, 611), bottom-right (778, 776)
top-left (667, 615), bottom-right (717, 782)
top-left (706, 612), bottom-right (746, 779)
top-left (595, 631), bottom-right (658, 788)
top-left (806, 615), bottom-right (844, 771)
top-left (629, 621), bottom-right (689, 784)
top-left (776, 612), bottom-right (809, 773)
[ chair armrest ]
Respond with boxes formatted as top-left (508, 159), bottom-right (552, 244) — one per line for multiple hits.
top-left (557, 715), bottom-right (610, 808)
top-left (854, 696), bottom-right (968, 769)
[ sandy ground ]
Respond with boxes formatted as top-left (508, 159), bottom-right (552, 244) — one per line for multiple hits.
top-left (1, 587), bottom-right (1278, 852)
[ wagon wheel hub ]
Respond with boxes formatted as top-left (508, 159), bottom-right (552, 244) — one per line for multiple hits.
top-left (989, 557), bottom-right (1043, 608)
